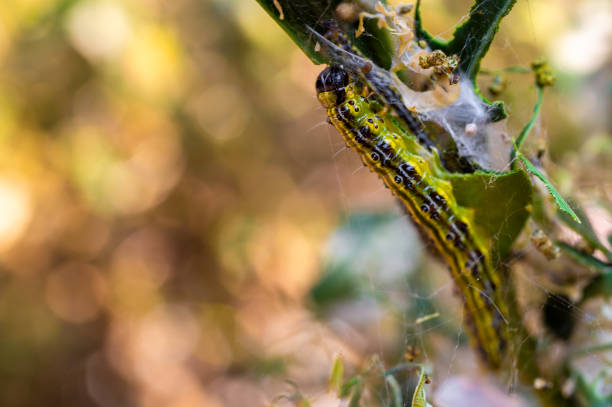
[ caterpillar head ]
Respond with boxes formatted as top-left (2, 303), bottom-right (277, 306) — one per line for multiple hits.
top-left (316, 66), bottom-right (350, 108)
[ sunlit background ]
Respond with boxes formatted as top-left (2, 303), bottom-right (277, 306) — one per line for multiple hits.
top-left (0, 0), bottom-right (610, 406)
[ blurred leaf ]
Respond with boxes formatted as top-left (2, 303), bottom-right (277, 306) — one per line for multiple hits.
top-left (250, 356), bottom-right (287, 377)
top-left (410, 366), bottom-right (429, 407)
top-left (385, 375), bottom-right (403, 407)
top-left (328, 354), bottom-right (345, 395)
top-left (339, 376), bottom-right (361, 399)
top-left (576, 275), bottom-right (612, 303)
top-left (309, 213), bottom-right (420, 310)
top-left (516, 152), bottom-right (580, 223)
top-left (556, 242), bottom-right (612, 273)
top-left (309, 263), bottom-right (360, 310)
top-left (448, 169), bottom-right (532, 261)
top-left (574, 371), bottom-right (612, 407)
top-left (255, 0), bottom-right (393, 68)
top-left (559, 240), bottom-right (612, 301)
top-left (348, 380), bottom-right (364, 407)
top-left (558, 202), bottom-right (612, 261)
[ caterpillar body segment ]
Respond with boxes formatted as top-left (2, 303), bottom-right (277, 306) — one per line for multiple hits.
top-left (316, 66), bottom-right (510, 368)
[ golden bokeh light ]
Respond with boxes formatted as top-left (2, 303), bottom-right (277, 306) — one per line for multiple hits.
top-left (0, 177), bottom-right (32, 251)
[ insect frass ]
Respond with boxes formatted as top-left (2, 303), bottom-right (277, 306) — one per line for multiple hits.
top-left (316, 66), bottom-right (510, 368)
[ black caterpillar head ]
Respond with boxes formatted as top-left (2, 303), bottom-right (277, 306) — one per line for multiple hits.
top-left (315, 66), bottom-right (349, 94)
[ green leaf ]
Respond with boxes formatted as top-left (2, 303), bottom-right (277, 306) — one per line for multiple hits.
top-left (558, 242), bottom-right (612, 274)
top-left (582, 269), bottom-right (612, 300)
top-left (557, 202), bottom-right (612, 261)
top-left (414, 0), bottom-right (448, 50)
top-left (347, 380), bottom-right (364, 407)
top-left (410, 366), bottom-right (428, 407)
top-left (255, 0), bottom-right (339, 64)
top-left (448, 169), bottom-right (532, 261)
top-left (328, 354), bottom-right (345, 395)
top-left (511, 86), bottom-right (544, 166)
top-left (339, 377), bottom-right (361, 399)
top-left (415, 0), bottom-right (517, 80)
top-left (445, 0), bottom-right (517, 81)
top-left (558, 242), bottom-right (612, 301)
top-left (254, 0), bottom-right (393, 68)
top-left (309, 213), bottom-right (421, 310)
top-left (309, 214), bottom-right (387, 309)
top-left (516, 152), bottom-right (580, 223)
top-left (309, 263), bottom-right (360, 310)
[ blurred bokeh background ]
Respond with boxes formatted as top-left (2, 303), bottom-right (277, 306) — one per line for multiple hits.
top-left (0, 0), bottom-right (610, 406)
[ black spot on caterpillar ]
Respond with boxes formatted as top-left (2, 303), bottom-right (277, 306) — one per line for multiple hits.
top-left (316, 66), bottom-right (510, 368)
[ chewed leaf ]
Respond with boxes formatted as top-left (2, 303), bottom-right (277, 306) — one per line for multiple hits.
top-left (517, 153), bottom-right (580, 223)
top-left (411, 366), bottom-right (429, 407)
top-left (448, 169), bottom-right (532, 261)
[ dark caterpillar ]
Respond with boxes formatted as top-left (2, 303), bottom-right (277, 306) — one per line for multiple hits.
top-left (317, 66), bottom-right (510, 368)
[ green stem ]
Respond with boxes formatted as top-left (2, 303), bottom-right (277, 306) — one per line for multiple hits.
top-left (511, 86), bottom-right (544, 169)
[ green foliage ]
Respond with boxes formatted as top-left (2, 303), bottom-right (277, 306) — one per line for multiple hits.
top-left (256, 0), bottom-right (518, 120)
top-left (328, 354), bottom-right (345, 395)
top-left (449, 169), bottom-right (532, 260)
top-left (309, 213), bottom-right (421, 310)
top-left (409, 366), bottom-right (428, 407)
top-left (574, 371), bottom-right (612, 407)
top-left (506, 58), bottom-right (582, 225)
top-left (512, 87), bottom-right (544, 161)
top-left (256, 2), bottom-right (610, 404)
top-left (309, 260), bottom-right (360, 309)
top-left (511, 59), bottom-right (555, 165)
top-left (415, 0), bottom-right (516, 81)
top-left (515, 151), bottom-right (580, 223)
top-left (255, 0), bottom-right (340, 64)
top-left (558, 242), bottom-right (612, 274)
top-left (558, 237), bottom-right (612, 303)
top-left (415, 0), bottom-right (518, 120)
top-left (326, 357), bottom-right (432, 407)
top-left (558, 203), bottom-right (612, 261)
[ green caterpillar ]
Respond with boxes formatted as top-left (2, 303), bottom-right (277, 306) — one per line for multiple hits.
top-left (316, 66), bottom-right (510, 368)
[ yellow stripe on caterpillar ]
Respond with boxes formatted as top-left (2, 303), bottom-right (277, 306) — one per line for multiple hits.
top-left (316, 66), bottom-right (509, 368)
